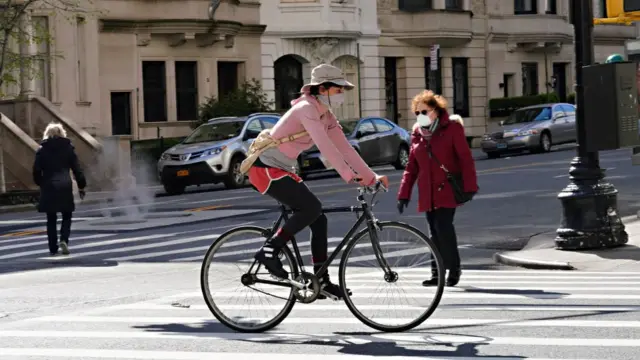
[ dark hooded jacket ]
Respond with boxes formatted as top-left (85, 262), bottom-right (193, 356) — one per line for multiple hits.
top-left (397, 109), bottom-right (478, 212)
top-left (32, 136), bottom-right (86, 213)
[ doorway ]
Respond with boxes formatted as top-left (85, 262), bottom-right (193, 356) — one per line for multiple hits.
top-left (110, 91), bottom-right (132, 135)
top-left (384, 57), bottom-right (399, 124)
top-left (553, 63), bottom-right (567, 101)
top-left (274, 55), bottom-right (303, 111)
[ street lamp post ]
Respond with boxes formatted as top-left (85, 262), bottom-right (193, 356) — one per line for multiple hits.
top-left (555, 0), bottom-right (628, 250)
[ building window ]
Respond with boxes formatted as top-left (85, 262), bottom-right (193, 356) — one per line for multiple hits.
top-left (514, 0), bottom-right (536, 14)
top-left (217, 61), bottom-right (239, 98)
top-left (600, 0), bottom-right (607, 17)
top-left (451, 57), bottom-right (469, 117)
top-left (32, 16), bottom-right (51, 100)
top-left (522, 62), bottom-right (539, 96)
top-left (142, 61), bottom-right (167, 122)
top-left (398, 0), bottom-right (433, 12)
top-left (445, 0), bottom-right (463, 10)
top-left (424, 56), bottom-right (442, 95)
top-left (76, 16), bottom-right (87, 101)
top-left (175, 61), bottom-right (198, 121)
top-left (545, 0), bottom-right (557, 14)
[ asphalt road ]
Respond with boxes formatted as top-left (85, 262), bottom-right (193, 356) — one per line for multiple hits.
top-left (1, 145), bottom-right (640, 359)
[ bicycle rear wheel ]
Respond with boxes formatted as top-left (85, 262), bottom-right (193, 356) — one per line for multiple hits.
top-left (338, 221), bottom-right (445, 332)
top-left (200, 225), bottom-right (299, 332)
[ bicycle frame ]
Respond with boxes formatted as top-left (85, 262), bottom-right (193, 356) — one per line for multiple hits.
top-left (247, 187), bottom-right (394, 289)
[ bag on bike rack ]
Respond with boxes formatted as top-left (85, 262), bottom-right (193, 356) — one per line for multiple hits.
top-left (240, 129), bottom-right (308, 174)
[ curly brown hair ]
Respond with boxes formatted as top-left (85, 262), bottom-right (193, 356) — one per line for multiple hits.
top-left (411, 90), bottom-right (448, 114)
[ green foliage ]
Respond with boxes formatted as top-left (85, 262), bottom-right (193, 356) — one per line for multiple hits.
top-left (196, 78), bottom-right (274, 127)
top-left (488, 93), bottom-right (560, 117)
top-left (567, 92), bottom-right (576, 104)
top-left (0, 0), bottom-right (91, 99)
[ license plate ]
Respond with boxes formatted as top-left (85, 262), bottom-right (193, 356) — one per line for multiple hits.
top-left (177, 170), bottom-right (189, 177)
top-left (303, 160), bottom-right (310, 167)
top-left (496, 142), bottom-right (507, 149)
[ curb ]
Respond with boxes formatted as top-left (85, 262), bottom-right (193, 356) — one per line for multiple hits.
top-left (493, 252), bottom-right (576, 270)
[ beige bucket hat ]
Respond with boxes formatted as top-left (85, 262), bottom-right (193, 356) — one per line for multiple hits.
top-left (300, 63), bottom-right (355, 92)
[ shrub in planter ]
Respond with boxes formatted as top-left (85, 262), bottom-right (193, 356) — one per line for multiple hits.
top-left (488, 93), bottom-right (560, 117)
top-left (196, 79), bottom-right (274, 128)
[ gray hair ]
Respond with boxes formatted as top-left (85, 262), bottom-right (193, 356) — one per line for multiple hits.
top-left (43, 122), bottom-right (67, 140)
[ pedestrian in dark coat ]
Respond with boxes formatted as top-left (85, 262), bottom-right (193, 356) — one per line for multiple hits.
top-left (32, 122), bottom-right (87, 256)
top-left (397, 90), bottom-right (478, 287)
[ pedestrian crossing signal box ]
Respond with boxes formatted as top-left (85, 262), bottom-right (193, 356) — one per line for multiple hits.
top-left (582, 61), bottom-right (640, 152)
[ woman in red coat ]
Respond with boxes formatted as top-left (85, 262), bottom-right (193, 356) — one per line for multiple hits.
top-left (397, 90), bottom-right (478, 287)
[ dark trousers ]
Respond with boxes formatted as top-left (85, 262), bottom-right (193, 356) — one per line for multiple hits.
top-left (47, 212), bottom-right (72, 253)
top-left (426, 207), bottom-right (460, 272)
top-left (266, 177), bottom-right (328, 264)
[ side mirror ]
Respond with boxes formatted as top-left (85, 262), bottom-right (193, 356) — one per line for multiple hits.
top-left (499, 120), bottom-right (505, 126)
top-left (355, 131), bottom-right (363, 138)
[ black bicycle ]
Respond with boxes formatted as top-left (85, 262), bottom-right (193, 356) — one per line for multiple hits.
top-left (200, 181), bottom-right (445, 333)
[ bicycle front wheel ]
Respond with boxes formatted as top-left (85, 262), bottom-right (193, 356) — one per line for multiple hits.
top-left (200, 226), bottom-right (299, 332)
top-left (338, 221), bottom-right (445, 332)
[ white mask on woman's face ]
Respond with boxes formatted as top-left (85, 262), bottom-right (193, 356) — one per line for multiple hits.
top-left (417, 113), bottom-right (432, 127)
top-left (317, 93), bottom-right (345, 107)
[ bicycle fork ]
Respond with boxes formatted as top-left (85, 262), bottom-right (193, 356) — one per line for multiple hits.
top-left (366, 220), bottom-right (398, 283)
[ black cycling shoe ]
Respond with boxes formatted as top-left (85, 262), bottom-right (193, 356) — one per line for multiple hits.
top-left (318, 274), bottom-right (351, 300)
top-left (254, 246), bottom-right (288, 280)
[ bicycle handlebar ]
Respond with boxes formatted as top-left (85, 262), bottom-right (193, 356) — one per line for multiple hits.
top-left (353, 179), bottom-right (388, 194)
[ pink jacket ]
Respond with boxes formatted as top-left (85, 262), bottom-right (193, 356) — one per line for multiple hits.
top-left (269, 93), bottom-right (377, 185)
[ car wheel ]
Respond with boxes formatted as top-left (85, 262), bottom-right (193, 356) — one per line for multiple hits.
top-left (539, 132), bottom-right (552, 152)
top-left (224, 156), bottom-right (246, 189)
top-left (163, 182), bottom-right (186, 196)
top-left (393, 145), bottom-right (410, 170)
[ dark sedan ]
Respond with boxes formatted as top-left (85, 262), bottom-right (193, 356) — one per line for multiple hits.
top-left (296, 117), bottom-right (411, 177)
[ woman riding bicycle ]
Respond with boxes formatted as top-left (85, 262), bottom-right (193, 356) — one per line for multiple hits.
top-left (248, 63), bottom-right (389, 300)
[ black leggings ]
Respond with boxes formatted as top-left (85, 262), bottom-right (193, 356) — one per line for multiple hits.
top-left (266, 176), bottom-right (328, 264)
top-left (426, 207), bottom-right (460, 272)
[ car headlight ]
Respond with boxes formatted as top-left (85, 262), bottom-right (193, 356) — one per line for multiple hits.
top-left (160, 153), bottom-right (171, 160)
top-left (482, 134), bottom-right (492, 140)
top-left (204, 146), bottom-right (227, 156)
top-left (517, 129), bottom-right (539, 136)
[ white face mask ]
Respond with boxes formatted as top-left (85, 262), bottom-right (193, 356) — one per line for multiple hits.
top-left (417, 114), bottom-right (432, 127)
top-left (317, 93), bottom-right (345, 107)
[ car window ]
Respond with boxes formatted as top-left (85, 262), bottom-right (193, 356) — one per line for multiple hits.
top-left (372, 119), bottom-right (394, 132)
top-left (357, 120), bottom-right (375, 135)
top-left (182, 121), bottom-right (245, 144)
top-left (259, 116), bottom-right (279, 129)
top-left (245, 119), bottom-right (262, 139)
top-left (339, 120), bottom-right (359, 136)
top-left (504, 107), bottom-right (551, 125)
top-left (559, 104), bottom-right (576, 113)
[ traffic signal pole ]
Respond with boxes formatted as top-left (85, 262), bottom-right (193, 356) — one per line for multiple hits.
top-left (555, 0), bottom-right (628, 250)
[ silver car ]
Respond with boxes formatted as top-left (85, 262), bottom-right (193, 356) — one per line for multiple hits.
top-left (481, 103), bottom-right (576, 159)
top-left (157, 113), bottom-right (281, 195)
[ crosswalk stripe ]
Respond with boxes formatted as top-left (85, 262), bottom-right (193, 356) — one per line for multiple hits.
top-left (90, 303), bottom-right (640, 312)
top-left (0, 348), bottom-right (594, 360)
top-left (25, 316), bottom-right (640, 328)
top-left (152, 290), bottom-right (640, 300)
top-left (1, 330), bottom-right (639, 347)
top-left (0, 234), bottom-right (112, 251)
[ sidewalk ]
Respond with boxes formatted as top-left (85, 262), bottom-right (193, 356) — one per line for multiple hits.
top-left (0, 185), bottom-right (164, 215)
top-left (494, 216), bottom-right (640, 271)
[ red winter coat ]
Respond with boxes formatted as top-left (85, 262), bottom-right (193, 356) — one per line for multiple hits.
top-left (397, 111), bottom-right (478, 212)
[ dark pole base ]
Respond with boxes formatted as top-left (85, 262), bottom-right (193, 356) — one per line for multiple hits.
top-left (555, 156), bottom-right (628, 250)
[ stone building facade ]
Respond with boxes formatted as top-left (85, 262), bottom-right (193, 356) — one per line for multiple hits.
top-left (1, 0), bottom-right (265, 140)
top-left (260, 0), bottom-right (385, 120)
top-left (377, 0), bottom-right (635, 137)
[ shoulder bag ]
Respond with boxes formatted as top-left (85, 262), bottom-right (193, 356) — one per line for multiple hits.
top-left (239, 129), bottom-right (308, 174)
top-left (427, 146), bottom-right (475, 205)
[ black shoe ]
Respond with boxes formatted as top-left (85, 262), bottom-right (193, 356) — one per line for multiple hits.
top-left (447, 269), bottom-right (461, 287)
top-left (422, 271), bottom-right (438, 287)
top-left (254, 244), bottom-right (288, 279)
top-left (59, 241), bottom-right (70, 255)
top-left (318, 273), bottom-right (351, 300)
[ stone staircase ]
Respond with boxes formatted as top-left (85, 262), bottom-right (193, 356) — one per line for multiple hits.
top-left (0, 96), bottom-right (116, 193)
